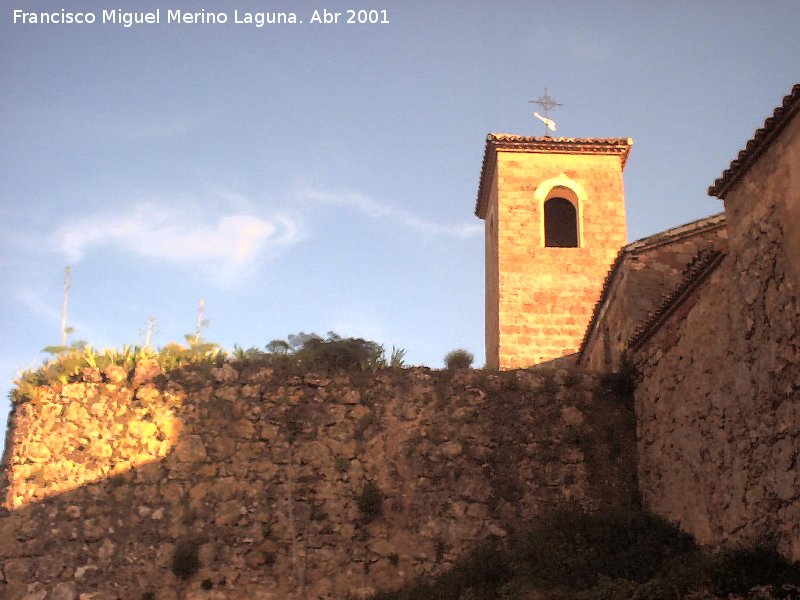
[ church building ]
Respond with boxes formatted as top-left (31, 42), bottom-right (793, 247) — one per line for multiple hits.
top-left (475, 134), bottom-right (630, 368)
top-left (475, 83), bottom-right (800, 560)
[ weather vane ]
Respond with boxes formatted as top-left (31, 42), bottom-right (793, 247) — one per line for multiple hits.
top-left (529, 88), bottom-right (563, 136)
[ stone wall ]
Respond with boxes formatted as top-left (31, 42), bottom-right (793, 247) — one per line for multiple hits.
top-left (0, 363), bottom-right (636, 600)
top-left (632, 109), bottom-right (800, 561)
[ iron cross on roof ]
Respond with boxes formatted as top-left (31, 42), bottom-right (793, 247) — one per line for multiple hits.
top-left (529, 88), bottom-right (563, 136)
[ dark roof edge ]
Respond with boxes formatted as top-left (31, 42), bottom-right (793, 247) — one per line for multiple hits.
top-left (626, 250), bottom-right (727, 353)
top-left (709, 83), bottom-right (800, 199)
top-left (475, 135), bottom-right (498, 219)
top-left (576, 212), bottom-right (727, 362)
top-left (475, 134), bottom-right (633, 219)
top-left (625, 213), bottom-right (726, 253)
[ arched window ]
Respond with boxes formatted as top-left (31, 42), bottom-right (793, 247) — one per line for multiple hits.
top-left (544, 197), bottom-right (578, 247)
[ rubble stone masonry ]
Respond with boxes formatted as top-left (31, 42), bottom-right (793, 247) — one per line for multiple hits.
top-left (632, 110), bottom-right (800, 561)
top-left (0, 363), bottom-right (635, 599)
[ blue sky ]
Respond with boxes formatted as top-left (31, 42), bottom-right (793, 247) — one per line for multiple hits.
top-left (2, 0), bottom-right (799, 447)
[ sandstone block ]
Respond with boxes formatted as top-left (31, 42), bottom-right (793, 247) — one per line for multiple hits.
top-left (174, 435), bottom-right (208, 462)
top-left (210, 363), bottom-right (238, 383)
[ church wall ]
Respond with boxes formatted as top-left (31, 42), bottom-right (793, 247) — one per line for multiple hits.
top-left (580, 222), bottom-right (727, 372)
top-left (0, 364), bottom-right (636, 599)
top-left (495, 151), bottom-right (627, 368)
top-left (725, 110), bottom-right (800, 296)
top-left (782, 116), bottom-right (800, 291)
top-left (632, 110), bottom-right (800, 560)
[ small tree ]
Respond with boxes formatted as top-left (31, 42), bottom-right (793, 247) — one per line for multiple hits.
top-left (267, 339), bottom-right (290, 354)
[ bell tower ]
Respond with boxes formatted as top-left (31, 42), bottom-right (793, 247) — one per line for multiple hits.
top-left (475, 135), bottom-right (632, 369)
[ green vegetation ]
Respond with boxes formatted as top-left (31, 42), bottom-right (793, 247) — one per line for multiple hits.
top-left (11, 342), bottom-right (222, 404)
top-left (268, 332), bottom-right (405, 372)
top-left (10, 331), bottom-right (407, 405)
top-left (444, 348), bottom-right (474, 371)
top-left (369, 539), bottom-right (510, 600)
top-left (368, 505), bottom-right (800, 600)
top-left (356, 481), bottom-right (383, 522)
top-left (285, 332), bottom-right (386, 372)
top-left (171, 537), bottom-right (201, 581)
top-left (389, 346), bottom-right (408, 369)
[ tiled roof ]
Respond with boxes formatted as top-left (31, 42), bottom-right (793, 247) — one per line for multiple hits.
top-left (621, 213), bottom-right (727, 253)
top-left (577, 213), bottom-right (727, 361)
top-left (709, 83), bottom-right (800, 199)
top-left (475, 135), bottom-right (633, 219)
top-left (627, 249), bottom-right (726, 352)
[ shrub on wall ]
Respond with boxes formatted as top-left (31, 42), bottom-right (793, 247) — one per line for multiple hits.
top-left (267, 332), bottom-right (404, 374)
top-left (10, 331), bottom-right (408, 405)
top-left (444, 349), bottom-right (474, 371)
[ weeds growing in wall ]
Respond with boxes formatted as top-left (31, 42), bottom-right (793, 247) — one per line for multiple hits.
top-left (10, 342), bottom-right (223, 404)
top-left (10, 332), bottom-right (407, 405)
top-left (357, 481), bottom-right (383, 522)
top-left (171, 537), bottom-right (201, 581)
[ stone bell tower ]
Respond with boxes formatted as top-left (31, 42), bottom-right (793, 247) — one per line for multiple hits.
top-left (475, 134), bottom-right (632, 369)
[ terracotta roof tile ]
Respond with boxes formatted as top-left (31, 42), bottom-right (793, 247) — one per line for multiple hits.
top-left (621, 213), bottom-right (727, 252)
top-left (626, 249), bottom-right (726, 352)
top-left (475, 135), bottom-right (633, 219)
top-left (709, 83), bottom-right (800, 199)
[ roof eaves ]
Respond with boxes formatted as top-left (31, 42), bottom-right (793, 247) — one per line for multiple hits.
top-left (624, 213), bottom-right (727, 254)
top-left (475, 135), bottom-right (498, 219)
top-left (709, 83), bottom-right (800, 199)
top-left (577, 212), bottom-right (727, 362)
top-left (475, 134), bottom-right (634, 219)
top-left (626, 249), bottom-right (727, 353)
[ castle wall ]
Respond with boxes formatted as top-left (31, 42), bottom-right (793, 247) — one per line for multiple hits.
top-left (632, 111), bottom-right (800, 560)
top-left (495, 152), bottom-right (627, 368)
top-left (0, 364), bottom-right (636, 599)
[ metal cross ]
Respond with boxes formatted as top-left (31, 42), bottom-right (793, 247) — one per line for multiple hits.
top-left (529, 88), bottom-right (564, 135)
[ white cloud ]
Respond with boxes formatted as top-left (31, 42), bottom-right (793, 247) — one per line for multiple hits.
top-left (52, 202), bottom-right (299, 266)
top-left (41, 184), bottom-right (475, 287)
top-left (299, 187), bottom-right (483, 239)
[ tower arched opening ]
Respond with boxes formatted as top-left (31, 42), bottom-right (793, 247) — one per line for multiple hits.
top-left (544, 196), bottom-right (579, 247)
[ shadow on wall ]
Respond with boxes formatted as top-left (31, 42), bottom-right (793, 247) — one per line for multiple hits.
top-left (0, 361), bottom-right (638, 599)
